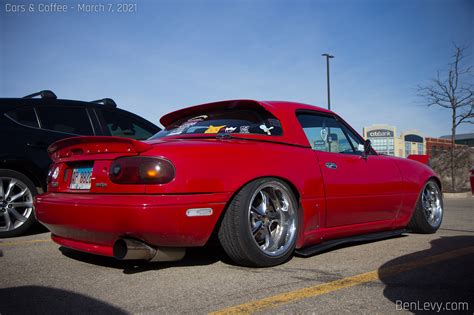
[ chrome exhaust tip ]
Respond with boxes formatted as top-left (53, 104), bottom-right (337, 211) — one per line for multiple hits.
top-left (113, 238), bottom-right (156, 260)
top-left (113, 238), bottom-right (185, 262)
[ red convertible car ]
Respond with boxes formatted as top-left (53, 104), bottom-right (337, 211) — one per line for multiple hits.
top-left (35, 100), bottom-right (443, 267)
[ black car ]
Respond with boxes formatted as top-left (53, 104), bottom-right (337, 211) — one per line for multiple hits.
top-left (0, 90), bottom-right (161, 237)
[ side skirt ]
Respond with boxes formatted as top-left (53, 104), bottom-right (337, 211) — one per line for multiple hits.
top-left (295, 229), bottom-right (407, 257)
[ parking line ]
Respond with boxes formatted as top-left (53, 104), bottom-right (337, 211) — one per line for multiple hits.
top-left (210, 246), bottom-right (474, 315)
top-left (0, 239), bottom-right (51, 247)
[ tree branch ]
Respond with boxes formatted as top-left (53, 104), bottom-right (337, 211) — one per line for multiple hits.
top-left (455, 105), bottom-right (473, 127)
top-left (417, 44), bottom-right (473, 125)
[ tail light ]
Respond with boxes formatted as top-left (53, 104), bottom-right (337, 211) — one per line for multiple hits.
top-left (109, 157), bottom-right (175, 184)
top-left (47, 164), bottom-right (59, 184)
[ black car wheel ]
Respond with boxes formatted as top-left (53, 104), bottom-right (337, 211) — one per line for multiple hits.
top-left (218, 178), bottom-right (299, 267)
top-left (0, 170), bottom-right (37, 238)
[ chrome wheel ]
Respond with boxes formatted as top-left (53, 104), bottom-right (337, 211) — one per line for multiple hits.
top-left (421, 182), bottom-right (443, 228)
top-left (0, 177), bottom-right (34, 232)
top-left (248, 182), bottom-right (297, 257)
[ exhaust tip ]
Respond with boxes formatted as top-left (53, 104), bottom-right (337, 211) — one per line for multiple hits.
top-left (113, 238), bottom-right (186, 262)
top-left (113, 239), bottom-right (128, 260)
top-left (113, 238), bottom-right (156, 260)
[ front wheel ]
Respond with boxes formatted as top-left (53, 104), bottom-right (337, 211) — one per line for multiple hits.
top-left (408, 180), bottom-right (443, 234)
top-left (218, 178), bottom-right (299, 267)
top-left (0, 170), bottom-right (37, 238)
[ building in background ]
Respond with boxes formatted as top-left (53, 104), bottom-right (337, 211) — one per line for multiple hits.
top-left (362, 124), bottom-right (397, 156)
top-left (363, 124), bottom-right (426, 157)
top-left (426, 137), bottom-right (469, 156)
top-left (401, 129), bottom-right (425, 157)
top-left (440, 133), bottom-right (474, 147)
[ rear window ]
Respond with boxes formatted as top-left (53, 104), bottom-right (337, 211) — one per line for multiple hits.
top-left (5, 107), bottom-right (39, 128)
top-left (150, 108), bottom-right (282, 139)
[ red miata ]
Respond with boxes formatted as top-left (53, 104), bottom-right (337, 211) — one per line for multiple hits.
top-left (35, 100), bottom-right (443, 267)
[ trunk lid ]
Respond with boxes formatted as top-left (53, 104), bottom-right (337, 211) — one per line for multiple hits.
top-left (47, 136), bottom-right (154, 194)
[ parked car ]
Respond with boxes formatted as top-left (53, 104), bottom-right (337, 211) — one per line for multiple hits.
top-left (0, 90), bottom-right (160, 237)
top-left (35, 100), bottom-right (443, 267)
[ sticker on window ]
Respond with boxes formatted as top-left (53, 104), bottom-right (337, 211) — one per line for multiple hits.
top-left (320, 128), bottom-right (328, 142)
top-left (204, 125), bottom-right (226, 134)
top-left (239, 126), bottom-right (250, 134)
top-left (187, 115), bottom-right (208, 122)
top-left (168, 121), bottom-right (198, 135)
top-left (259, 124), bottom-right (274, 135)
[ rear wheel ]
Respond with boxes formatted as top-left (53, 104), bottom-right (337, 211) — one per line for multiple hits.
top-left (0, 170), bottom-right (37, 238)
top-left (408, 180), bottom-right (443, 234)
top-left (218, 178), bottom-right (298, 267)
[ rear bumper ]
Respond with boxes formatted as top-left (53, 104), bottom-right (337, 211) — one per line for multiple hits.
top-left (35, 192), bottom-right (231, 256)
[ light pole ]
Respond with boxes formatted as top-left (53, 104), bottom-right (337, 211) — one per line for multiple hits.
top-left (322, 53), bottom-right (334, 110)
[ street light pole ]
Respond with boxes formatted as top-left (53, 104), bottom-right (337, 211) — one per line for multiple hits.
top-left (322, 53), bottom-right (334, 110)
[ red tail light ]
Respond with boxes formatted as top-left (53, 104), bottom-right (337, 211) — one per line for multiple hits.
top-left (109, 157), bottom-right (175, 184)
top-left (47, 164), bottom-right (59, 184)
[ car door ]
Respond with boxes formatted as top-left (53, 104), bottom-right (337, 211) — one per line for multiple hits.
top-left (29, 106), bottom-right (96, 173)
top-left (4, 105), bottom-right (95, 170)
top-left (296, 112), bottom-right (403, 228)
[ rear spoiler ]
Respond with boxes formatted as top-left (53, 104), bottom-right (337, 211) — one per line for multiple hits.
top-left (407, 154), bottom-right (430, 165)
top-left (48, 136), bottom-right (153, 161)
top-left (160, 99), bottom-right (264, 127)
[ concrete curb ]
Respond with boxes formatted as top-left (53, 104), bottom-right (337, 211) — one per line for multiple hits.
top-left (443, 192), bottom-right (473, 199)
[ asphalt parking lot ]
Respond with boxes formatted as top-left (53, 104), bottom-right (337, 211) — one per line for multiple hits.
top-left (1, 197), bottom-right (473, 314)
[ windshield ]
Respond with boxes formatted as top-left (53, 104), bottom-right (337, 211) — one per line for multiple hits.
top-left (150, 108), bottom-right (282, 139)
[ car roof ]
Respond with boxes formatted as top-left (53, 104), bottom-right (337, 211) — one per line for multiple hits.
top-left (0, 97), bottom-right (160, 130)
top-left (159, 99), bottom-right (335, 147)
top-left (0, 98), bottom-right (112, 110)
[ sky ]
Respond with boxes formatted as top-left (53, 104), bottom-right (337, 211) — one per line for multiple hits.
top-left (1, 0), bottom-right (473, 137)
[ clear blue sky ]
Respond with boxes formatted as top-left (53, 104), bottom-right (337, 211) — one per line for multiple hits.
top-left (1, 0), bottom-right (473, 137)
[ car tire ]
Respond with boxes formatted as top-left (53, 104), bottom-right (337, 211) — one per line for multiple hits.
top-left (0, 169), bottom-right (38, 238)
top-left (218, 178), bottom-right (299, 267)
top-left (407, 179), bottom-right (443, 234)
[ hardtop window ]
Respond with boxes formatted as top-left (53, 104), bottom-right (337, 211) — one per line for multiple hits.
top-left (36, 107), bottom-right (94, 135)
top-left (296, 113), bottom-right (364, 154)
top-left (5, 107), bottom-right (39, 128)
top-left (150, 108), bottom-right (282, 139)
top-left (98, 109), bottom-right (156, 140)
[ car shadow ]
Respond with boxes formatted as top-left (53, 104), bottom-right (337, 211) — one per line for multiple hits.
top-left (294, 233), bottom-right (408, 258)
top-left (1, 222), bottom-right (49, 238)
top-left (23, 222), bottom-right (49, 235)
top-left (59, 240), bottom-right (239, 274)
top-left (59, 234), bottom-right (412, 274)
top-left (378, 235), bottom-right (474, 314)
top-left (0, 285), bottom-right (127, 314)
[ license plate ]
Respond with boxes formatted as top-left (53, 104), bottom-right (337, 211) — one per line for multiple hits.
top-left (69, 166), bottom-right (93, 190)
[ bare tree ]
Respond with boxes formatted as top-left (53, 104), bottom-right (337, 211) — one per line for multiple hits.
top-left (418, 44), bottom-right (473, 191)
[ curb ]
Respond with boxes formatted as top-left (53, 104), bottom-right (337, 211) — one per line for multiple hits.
top-left (443, 192), bottom-right (473, 199)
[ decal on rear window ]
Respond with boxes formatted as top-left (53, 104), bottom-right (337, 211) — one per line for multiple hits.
top-left (239, 126), bottom-right (250, 133)
top-left (204, 125), bottom-right (226, 134)
top-left (187, 115), bottom-right (208, 122)
top-left (150, 108), bottom-right (282, 139)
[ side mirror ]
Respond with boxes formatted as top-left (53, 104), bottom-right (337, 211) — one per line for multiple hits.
top-left (362, 139), bottom-right (372, 159)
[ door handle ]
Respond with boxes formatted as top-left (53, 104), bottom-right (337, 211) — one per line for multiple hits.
top-left (27, 142), bottom-right (49, 149)
top-left (325, 162), bottom-right (337, 169)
